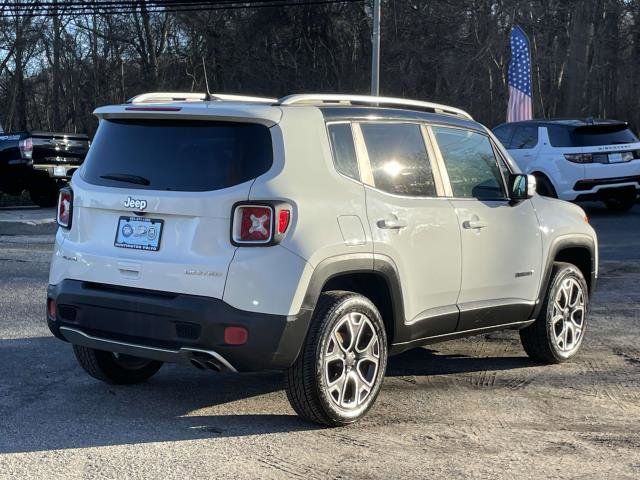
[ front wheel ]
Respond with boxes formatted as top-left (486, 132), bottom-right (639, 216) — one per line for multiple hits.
top-left (533, 174), bottom-right (557, 198)
top-left (73, 345), bottom-right (163, 384)
top-left (520, 262), bottom-right (589, 364)
top-left (285, 291), bottom-right (388, 427)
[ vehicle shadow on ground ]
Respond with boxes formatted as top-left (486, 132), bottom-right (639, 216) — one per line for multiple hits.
top-left (386, 347), bottom-right (534, 377)
top-left (0, 336), bottom-right (533, 454)
top-left (581, 200), bottom-right (640, 218)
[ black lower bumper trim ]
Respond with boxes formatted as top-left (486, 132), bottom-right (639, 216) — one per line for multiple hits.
top-left (47, 280), bottom-right (312, 372)
top-left (574, 176), bottom-right (640, 192)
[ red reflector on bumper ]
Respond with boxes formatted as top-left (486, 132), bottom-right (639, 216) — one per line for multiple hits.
top-left (47, 299), bottom-right (57, 319)
top-left (224, 326), bottom-right (248, 345)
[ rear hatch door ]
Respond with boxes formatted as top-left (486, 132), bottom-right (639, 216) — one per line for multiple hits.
top-left (62, 116), bottom-right (274, 299)
top-left (574, 124), bottom-right (640, 180)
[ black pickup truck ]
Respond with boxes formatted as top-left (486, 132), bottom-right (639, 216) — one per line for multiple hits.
top-left (0, 130), bottom-right (90, 207)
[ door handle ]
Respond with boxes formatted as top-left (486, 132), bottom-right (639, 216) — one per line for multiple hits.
top-left (377, 217), bottom-right (407, 230)
top-left (462, 219), bottom-right (488, 230)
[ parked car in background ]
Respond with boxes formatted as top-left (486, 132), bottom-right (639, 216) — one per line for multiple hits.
top-left (493, 119), bottom-right (640, 211)
top-left (46, 92), bottom-right (597, 426)
top-left (0, 129), bottom-right (90, 207)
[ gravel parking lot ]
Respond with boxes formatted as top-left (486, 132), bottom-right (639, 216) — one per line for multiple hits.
top-left (1, 203), bottom-right (639, 479)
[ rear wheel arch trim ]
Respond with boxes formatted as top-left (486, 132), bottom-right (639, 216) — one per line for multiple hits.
top-left (299, 253), bottom-right (405, 344)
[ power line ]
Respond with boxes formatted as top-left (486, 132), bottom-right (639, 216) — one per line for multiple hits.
top-left (0, 0), bottom-right (364, 17)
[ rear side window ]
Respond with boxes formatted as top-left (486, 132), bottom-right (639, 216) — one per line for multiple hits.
top-left (82, 119), bottom-right (273, 192)
top-left (327, 123), bottom-right (359, 181)
top-left (548, 124), bottom-right (640, 147)
top-left (492, 124), bottom-right (514, 147)
top-left (510, 125), bottom-right (538, 149)
top-left (433, 127), bottom-right (506, 200)
top-left (360, 123), bottom-right (436, 197)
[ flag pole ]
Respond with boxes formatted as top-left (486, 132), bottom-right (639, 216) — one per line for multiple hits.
top-left (371, 0), bottom-right (381, 96)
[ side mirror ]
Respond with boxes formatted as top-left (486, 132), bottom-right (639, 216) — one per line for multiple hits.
top-left (509, 173), bottom-right (536, 200)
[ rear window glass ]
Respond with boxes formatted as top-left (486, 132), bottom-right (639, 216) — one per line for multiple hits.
top-left (548, 124), bottom-right (639, 147)
top-left (327, 123), bottom-right (359, 181)
top-left (492, 124), bottom-right (513, 147)
top-left (82, 119), bottom-right (273, 191)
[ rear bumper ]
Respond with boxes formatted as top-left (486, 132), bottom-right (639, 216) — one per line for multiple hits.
top-left (572, 176), bottom-right (640, 201)
top-left (47, 280), bottom-right (312, 372)
top-left (33, 163), bottom-right (80, 179)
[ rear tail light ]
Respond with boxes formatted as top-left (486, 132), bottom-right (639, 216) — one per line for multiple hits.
top-left (232, 205), bottom-right (273, 244)
top-left (125, 106), bottom-right (182, 112)
top-left (19, 137), bottom-right (33, 160)
top-left (278, 209), bottom-right (291, 235)
top-left (57, 187), bottom-right (73, 229)
top-left (564, 153), bottom-right (593, 164)
top-left (231, 202), bottom-right (291, 246)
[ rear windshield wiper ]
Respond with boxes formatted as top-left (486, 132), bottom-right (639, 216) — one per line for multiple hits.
top-left (100, 173), bottom-right (151, 186)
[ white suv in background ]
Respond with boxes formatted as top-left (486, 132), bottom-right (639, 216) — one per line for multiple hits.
top-left (493, 119), bottom-right (640, 211)
top-left (47, 93), bottom-right (598, 426)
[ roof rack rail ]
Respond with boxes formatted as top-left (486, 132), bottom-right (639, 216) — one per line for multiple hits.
top-left (127, 92), bottom-right (277, 104)
top-left (277, 94), bottom-right (473, 120)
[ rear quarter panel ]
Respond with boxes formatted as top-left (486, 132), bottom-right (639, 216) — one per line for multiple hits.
top-left (233, 107), bottom-right (373, 315)
top-left (248, 107), bottom-right (373, 268)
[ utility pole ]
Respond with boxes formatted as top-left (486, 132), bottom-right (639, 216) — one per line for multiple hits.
top-left (371, 0), bottom-right (381, 96)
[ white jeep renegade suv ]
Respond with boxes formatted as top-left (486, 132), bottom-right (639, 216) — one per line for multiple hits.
top-left (493, 119), bottom-right (640, 211)
top-left (48, 93), bottom-right (598, 426)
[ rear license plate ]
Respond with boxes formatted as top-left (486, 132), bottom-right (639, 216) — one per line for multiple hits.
top-left (608, 153), bottom-right (624, 163)
top-left (53, 165), bottom-right (67, 177)
top-left (114, 216), bottom-right (164, 252)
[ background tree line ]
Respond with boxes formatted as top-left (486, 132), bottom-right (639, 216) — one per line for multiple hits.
top-left (0, 0), bottom-right (638, 136)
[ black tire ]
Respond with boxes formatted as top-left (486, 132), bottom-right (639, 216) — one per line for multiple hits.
top-left (520, 262), bottom-right (589, 364)
top-left (73, 345), bottom-right (163, 385)
top-left (533, 174), bottom-right (557, 198)
top-left (604, 192), bottom-right (636, 212)
top-left (28, 177), bottom-right (59, 208)
top-left (285, 291), bottom-right (388, 427)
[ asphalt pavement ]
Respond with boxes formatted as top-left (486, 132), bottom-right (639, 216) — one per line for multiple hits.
top-left (0, 202), bottom-right (639, 479)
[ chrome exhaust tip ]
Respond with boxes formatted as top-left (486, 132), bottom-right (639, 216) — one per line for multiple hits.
top-left (190, 358), bottom-right (206, 370)
top-left (205, 360), bottom-right (222, 372)
top-left (183, 348), bottom-right (237, 373)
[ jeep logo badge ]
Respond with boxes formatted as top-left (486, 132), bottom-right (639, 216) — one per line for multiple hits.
top-left (124, 196), bottom-right (147, 210)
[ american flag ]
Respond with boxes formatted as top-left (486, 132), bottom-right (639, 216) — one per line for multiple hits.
top-left (507, 25), bottom-right (533, 122)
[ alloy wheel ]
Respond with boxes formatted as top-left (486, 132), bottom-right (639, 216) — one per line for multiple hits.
top-left (551, 277), bottom-right (585, 354)
top-left (323, 312), bottom-right (381, 409)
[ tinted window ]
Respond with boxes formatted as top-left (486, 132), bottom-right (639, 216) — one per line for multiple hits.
top-left (548, 124), bottom-right (640, 147)
top-left (327, 123), bottom-right (359, 180)
top-left (360, 123), bottom-right (436, 197)
top-left (433, 127), bottom-right (506, 199)
top-left (492, 124), bottom-right (514, 147)
top-left (510, 125), bottom-right (538, 149)
top-left (82, 119), bottom-right (273, 192)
